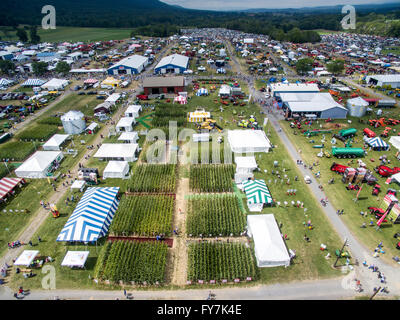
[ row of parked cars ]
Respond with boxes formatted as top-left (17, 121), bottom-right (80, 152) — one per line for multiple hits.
top-left (0, 92), bottom-right (30, 101)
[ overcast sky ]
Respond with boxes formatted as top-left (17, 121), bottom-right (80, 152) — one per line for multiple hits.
top-left (161, 0), bottom-right (398, 10)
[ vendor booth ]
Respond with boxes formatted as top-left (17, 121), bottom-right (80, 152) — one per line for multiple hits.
top-left (42, 134), bottom-right (70, 151)
top-left (228, 130), bottom-right (271, 153)
top-left (14, 250), bottom-right (40, 267)
top-left (242, 179), bottom-right (273, 212)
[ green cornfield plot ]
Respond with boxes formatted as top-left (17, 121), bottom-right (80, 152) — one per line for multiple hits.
top-left (17, 124), bottom-right (58, 141)
top-left (94, 240), bottom-right (168, 284)
top-left (127, 164), bottom-right (176, 193)
top-left (0, 141), bottom-right (36, 161)
top-left (186, 195), bottom-right (246, 237)
top-left (187, 242), bottom-right (257, 282)
top-left (109, 195), bottom-right (174, 237)
top-left (189, 164), bottom-right (235, 193)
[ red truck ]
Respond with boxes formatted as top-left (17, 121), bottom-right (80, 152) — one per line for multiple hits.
top-left (330, 162), bottom-right (350, 174)
top-left (363, 128), bottom-right (376, 138)
top-left (375, 165), bottom-right (400, 177)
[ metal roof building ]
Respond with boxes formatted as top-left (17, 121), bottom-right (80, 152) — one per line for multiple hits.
top-left (107, 55), bottom-right (149, 75)
top-left (154, 54), bottom-right (189, 74)
top-left (365, 74), bottom-right (400, 88)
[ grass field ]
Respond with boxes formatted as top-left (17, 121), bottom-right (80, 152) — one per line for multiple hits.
top-left (0, 26), bottom-right (132, 43)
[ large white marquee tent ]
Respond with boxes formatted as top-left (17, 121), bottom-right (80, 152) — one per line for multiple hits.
top-left (228, 130), bottom-right (271, 153)
top-left (15, 151), bottom-right (64, 179)
top-left (103, 161), bottom-right (129, 179)
top-left (247, 214), bottom-right (290, 268)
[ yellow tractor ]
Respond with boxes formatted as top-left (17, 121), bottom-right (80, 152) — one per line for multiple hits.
top-left (196, 119), bottom-right (223, 133)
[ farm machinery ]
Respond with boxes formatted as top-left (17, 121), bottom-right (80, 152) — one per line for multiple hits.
top-left (331, 147), bottom-right (365, 158)
top-left (303, 129), bottom-right (332, 137)
top-left (197, 119), bottom-right (223, 133)
top-left (375, 165), bottom-right (400, 177)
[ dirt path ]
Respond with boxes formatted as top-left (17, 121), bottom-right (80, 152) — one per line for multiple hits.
top-left (170, 177), bottom-right (189, 286)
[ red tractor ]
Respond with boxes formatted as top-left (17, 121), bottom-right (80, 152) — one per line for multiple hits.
top-left (346, 184), bottom-right (360, 190)
top-left (136, 94), bottom-right (149, 100)
top-left (367, 207), bottom-right (388, 222)
top-left (372, 184), bottom-right (381, 196)
top-left (375, 165), bottom-right (400, 177)
top-left (363, 128), bottom-right (376, 138)
top-left (330, 162), bottom-right (350, 174)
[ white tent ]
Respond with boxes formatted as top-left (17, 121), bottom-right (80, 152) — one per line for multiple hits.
top-left (42, 134), bottom-right (70, 151)
top-left (234, 156), bottom-right (258, 184)
top-left (14, 250), bottom-right (40, 266)
top-left (61, 251), bottom-right (89, 268)
top-left (228, 130), bottom-right (271, 153)
top-left (218, 85), bottom-right (231, 97)
top-left (247, 214), bottom-right (290, 268)
top-left (118, 131), bottom-right (139, 143)
top-left (94, 143), bottom-right (138, 162)
top-left (15, 151), bottom-right (64, 179)
top-left (389, 136), bottom-right (400, 152)
top-left (86, 122), bottom-right (98, 132)
top-left (116, 117), bottom-right (135, 132)
top-left (125, 105), bottom-right (141, 118)
top-left (103, 161), bottom-right (129, 179)
top-left (71, 180), bottom-right (86, 192)
top-left (105, 93), bottom-right (121, 105)
top-left (41, 78), bottom-right (69, 91)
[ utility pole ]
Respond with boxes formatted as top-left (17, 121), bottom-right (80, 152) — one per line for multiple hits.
top-left (369, 287), bottom-right (381, 300)
top-left (333, 238), bottom-right (348, 268)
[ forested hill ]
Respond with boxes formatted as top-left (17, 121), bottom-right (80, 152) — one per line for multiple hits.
top-left (0, 0), bottom-right (399, 42)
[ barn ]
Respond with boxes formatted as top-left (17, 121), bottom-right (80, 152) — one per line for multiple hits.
top-left (154, 54), bottom-right (189, 74)
top-left (143, 76), bottom-right (185, 95)
top-left (107, 55), bottom-right (149, 76)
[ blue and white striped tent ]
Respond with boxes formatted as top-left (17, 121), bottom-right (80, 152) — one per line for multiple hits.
top-left (57, 187), bottom-right (120, 242)
top-left (243, 179), bottom-right (273, 205)
top-left (0, 78), bottom-right (13, 86)
top-left (196, 88), bottom-right (208, 96)
top-left (21, 79), bottom-right (46, 87)
top-left (365, 137), bottom-right (389, 151)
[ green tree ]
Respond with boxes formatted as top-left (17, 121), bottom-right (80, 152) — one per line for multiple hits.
top-left (29, 25), bottom-right (40, 44)
top-left (296, 58), bottom-right (314, 75)
top-left (327, 59), bottom-right (345, 75)
top-left (16, 28), bottom-right (28, 42)
top-left (32, 61), bottom-right (48, 76)
top-left (0, 60), bottom-right (15, 75)
top-left (55, 61), bottom-right (71, 75)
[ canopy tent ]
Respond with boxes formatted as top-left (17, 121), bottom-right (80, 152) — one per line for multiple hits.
top-left (188, 109), bottom-right (210, 123)
top-left (196, 88), bottom-right (209, 96)
top-left (243, 179), bottom-right (273, 204)
top-left (57, 187), bottom-right (120, 242)
top-left (41, 78), bottom-right (69, 91)
top-left (70, 180), bottom-right (86, 192)
top-left (15, 151), bottom-right (64, 179)
top-left (364, 136), bottom-right (389, 151)
top-left (83, 78), bottom-right (98, 84)
top-left (118, 131), bottom-right (139, 143)
top-left (173, 95), bottom-right (187, 105)
top-left (14, 250), bottom-right (40, 266)
top-left (247, 214), bottom-right (290, 268)
top-left (21, 79), bottom-right (46, 87)
top-left (116, 117), bottom-right (135, 132)
top-left (105, 93), bottom-right (121, 105)
top-left (61, 251), bottom-right (89, 268)
top-left (389, 136), bottom-right (400, 152)
top-left (86, 122), bottom-right (98, 133)
top-left (227, 130), bottom-right (271, 153)
top-left (42, 134), bottom-right (70, 151)
top-left (235, 156), bottom-right (258, 173)
top-left (94, 143), bottom-right (138, 162)
top-left (101, 77), bottom-right (121, 87)
top-left (125, 105), bottom-right (141, 118)
top-left (0, 177), bottom-right (25, 201)
top-left (0, 78), bottom-right (13, 86)
top-left (103, 161), bottom-right (129, 179)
